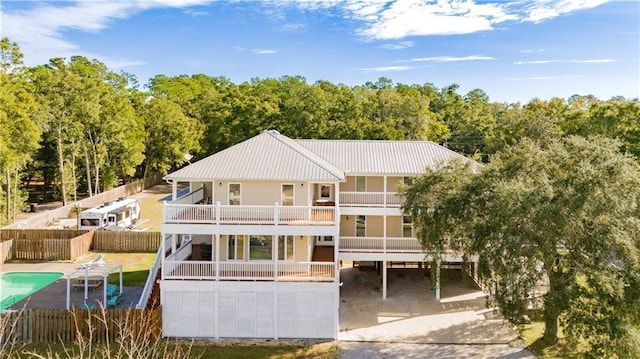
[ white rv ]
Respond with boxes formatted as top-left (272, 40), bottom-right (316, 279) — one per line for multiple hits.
top-left (77, 198), bottom-right (141, 231)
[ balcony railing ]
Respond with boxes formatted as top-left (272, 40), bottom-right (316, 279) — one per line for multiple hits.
top-left (163, 203), bottom-right (335, 225)
top-left (163, 260), bottom-right (336, 282)
top-left (340, 236), bottom-right (422, 253)
top-left (340, 192), bottom-right (404, 207)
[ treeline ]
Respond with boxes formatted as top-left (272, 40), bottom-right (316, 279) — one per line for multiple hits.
top-left (1, 37), bottom-right (639, 225)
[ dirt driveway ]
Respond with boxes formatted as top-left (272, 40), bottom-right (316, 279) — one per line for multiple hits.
top-left (338, 266), bottom-right (534, 358)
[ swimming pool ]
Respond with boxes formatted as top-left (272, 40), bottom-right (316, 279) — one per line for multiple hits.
top-left (1, 272), bottom-right (63, 310)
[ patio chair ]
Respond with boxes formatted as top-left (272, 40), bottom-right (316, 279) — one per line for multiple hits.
top-left (81, 302), bottom-right (96, 310)
top-left (107, 292), bottom-right (123, 307)
top-left (106, 284), bottom-right (117, 297)
top-left (80, 254), bottom-right (105, 269)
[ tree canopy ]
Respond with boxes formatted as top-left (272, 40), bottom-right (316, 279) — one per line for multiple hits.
top-left (403, 136), bottom-right (640, 356)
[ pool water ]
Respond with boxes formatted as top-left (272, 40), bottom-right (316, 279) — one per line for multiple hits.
top-left (1, 272), bottom-right (63, 310)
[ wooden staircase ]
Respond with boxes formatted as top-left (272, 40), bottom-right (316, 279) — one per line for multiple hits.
top-left (147, 268), bottom-right (162, 309)
top-left (312, 246), bottom-right (334, 262)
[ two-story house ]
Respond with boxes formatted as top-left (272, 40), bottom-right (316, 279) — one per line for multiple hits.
top-left (158, 130), bottom-right (473, 339)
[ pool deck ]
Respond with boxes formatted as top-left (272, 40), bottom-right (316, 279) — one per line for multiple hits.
top-left (1, 262), bottom-right (143, 310)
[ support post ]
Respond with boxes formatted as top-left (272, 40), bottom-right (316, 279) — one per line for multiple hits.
top-left (66, 277), bottom-right (71, 310)
top-left (382, 260), bottom-right (388, 299)
top-left (435, 258), bottom-right (441, 301)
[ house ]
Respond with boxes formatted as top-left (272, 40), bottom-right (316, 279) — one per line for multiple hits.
top-left (159, 130), bottom-right (475, 339)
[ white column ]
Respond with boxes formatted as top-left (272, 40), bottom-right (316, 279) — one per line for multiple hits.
top-left (382, 260), bottom-right (387, 300)
top-left (66, 277), bottom-right (71, 310)
top-left (215, 234), bottom-right (220, 281)
top-left (435, 259), bottom-right (441, 301)
top-left (334, 182), bottom-right (340, 280)
top-left (171, 180), bottom-right (177, 201)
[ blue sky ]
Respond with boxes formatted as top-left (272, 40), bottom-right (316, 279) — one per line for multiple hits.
top-left (1, 0), bottom-right (638, 103)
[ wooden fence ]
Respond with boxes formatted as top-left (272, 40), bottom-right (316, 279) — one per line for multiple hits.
top-left (0, 229), bottom-right (87, 241)
top-left (93, 231), bottom-right (161, 252)
top-left (0, 239), bottom-right (12, 263)
top-left (0, 308), bottom-right (161, 344)
top-left (0, 230), bottom-right (161, 263)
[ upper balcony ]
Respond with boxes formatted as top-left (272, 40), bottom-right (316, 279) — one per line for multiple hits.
top-left (339, 192), bottom-right (404, 208)
top-left (163, 188), bottom-right (336, 226)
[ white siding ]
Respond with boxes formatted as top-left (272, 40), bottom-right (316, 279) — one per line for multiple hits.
top-left (161, 281), bottom-right (338, 339)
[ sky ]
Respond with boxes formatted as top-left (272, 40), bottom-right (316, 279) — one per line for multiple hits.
top-left (1, 0), bottom-right (638, 103)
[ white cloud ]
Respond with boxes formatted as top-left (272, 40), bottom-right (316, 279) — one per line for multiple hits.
top-left (403, 55), bottom-right (494, 62)
top-left (0, 0), bottom-right (215, 66)
top-left (253, 49), bottom-right (278, 54)
top-left (522, 0), bottom-right (611, 23)
top-left (357, 65), bottom-right (413, 72)
top-left (503, 75), bottom-right (586, 81)
top-left (514, 59), bottom-right (615, 64)
top-left (380, 41), bottom-right (414, 50)
top-left (520, 49), bottom-right (545, 53)
top-left (275, 0), bottom-right (614, 40)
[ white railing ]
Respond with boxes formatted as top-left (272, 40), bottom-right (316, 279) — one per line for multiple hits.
top-left (340, 236), bottom-right (422, 253)
top-left (386, 192), bottom-right (405, 206)
top-left (386, 237), bottom-right (422, 251)
top-left (278, 262), bottom-right (335, 281)
top-left (219, 206), bottom-right (274, 224)
top-left (163, 204), bottom-right (215, 223)
top-left (164, 203), bottom-right (335, 225)
top-left (340, 192), bottom-right (403, 207)
top-left (136, 244), bottom-right (163, 309)
top-left (164, 260), bottom-right (215, 279)
top-left (162, 261), bottom-right (336, 282)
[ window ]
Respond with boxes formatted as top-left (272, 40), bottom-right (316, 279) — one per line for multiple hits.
top-left (356, 176), bottom-right (366, 192)
top-left (320, 185), bottom-right (331, 198)
top-left (281, 184), bottom-right (294, 206)
top-left (403, 177), bottom-right (414, 186)
top-left (229, 183), bottom-right (241, 205)
top-left (249, 235), bottom-right (272, 260)
top-left (403, 215), bottom-right (413, 238)
top-left (356, 215), bottom-right (366, 237)
top-left (227, 235), bottom-right (244, 260)
top-left (278, 235), bottom-right (294, 261)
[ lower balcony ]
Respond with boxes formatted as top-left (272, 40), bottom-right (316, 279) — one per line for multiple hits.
top-left (339, 236), bottom-right (422, 253)
top-left (162, 261), bottom-right (336, 282)
top-left (161, 240), bottom-right (336, 282)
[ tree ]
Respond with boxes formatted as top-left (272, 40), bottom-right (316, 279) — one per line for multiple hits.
top-left (404, 136), bottom-right (640, 356)
top-left (0, 38), bottom-right (40, 224)
top-left (141, 97), bottom-right (203, 177)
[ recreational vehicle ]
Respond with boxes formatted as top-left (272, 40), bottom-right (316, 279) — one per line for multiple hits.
top-left (77, 198), bottom-right (141, 231)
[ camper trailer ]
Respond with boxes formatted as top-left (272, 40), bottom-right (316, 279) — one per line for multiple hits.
top-left (77, 198), bottom-right (141, 231)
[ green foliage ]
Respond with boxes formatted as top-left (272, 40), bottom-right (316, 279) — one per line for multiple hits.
top-left (404, 136), bottom-right (640, 356)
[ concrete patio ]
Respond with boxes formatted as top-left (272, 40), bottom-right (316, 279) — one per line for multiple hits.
top-left (1, 261), bottom-right (142, 310)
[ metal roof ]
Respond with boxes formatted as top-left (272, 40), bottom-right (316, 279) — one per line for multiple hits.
top-left (165, 131), bottom-right (474, 182)
top-left (296, 139), bottom-right (473, 175)
top-left (164, 130), bottom-right (345, 182)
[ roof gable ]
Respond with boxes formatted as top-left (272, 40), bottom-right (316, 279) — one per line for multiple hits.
top-left (164, 130), bottom-right (345, 182)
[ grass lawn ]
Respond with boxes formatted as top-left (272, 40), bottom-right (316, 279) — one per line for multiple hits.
top-left (518, 311), bottom-right (585, 358)
top-left (13, 341), bottom-right (339, 358)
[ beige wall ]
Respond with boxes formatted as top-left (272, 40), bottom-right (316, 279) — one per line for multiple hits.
top-left (367, 215), bottom-right (384, 237)
top-left (386, 216), bottom-right (403, 237)
top-left (294, 235), bottom-right (310, 261)
top-left (340, 215), bottom-right (355, 236)
top-left (367, 177), bottom-right (384, 192)
top-left (386, 177), bottom-right (404, 192)
top-left (212, 181), bottom-right (310, 206)
top-left (343, 177), bottom-right (356, 191)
